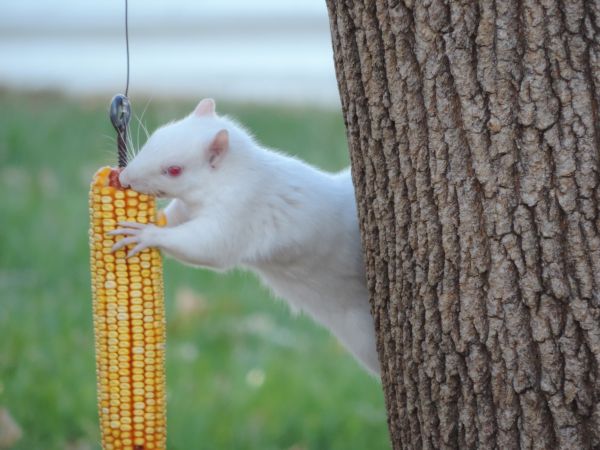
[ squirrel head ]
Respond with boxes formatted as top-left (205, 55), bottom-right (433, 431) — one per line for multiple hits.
top-left (119, 98), bottom-right (232, 201)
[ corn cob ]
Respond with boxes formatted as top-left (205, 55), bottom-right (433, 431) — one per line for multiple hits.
top-left (89, 166), bottom-right (167, 450)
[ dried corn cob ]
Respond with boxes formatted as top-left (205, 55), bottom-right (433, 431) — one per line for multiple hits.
top-left (89, 166), bottom-right (167, 450)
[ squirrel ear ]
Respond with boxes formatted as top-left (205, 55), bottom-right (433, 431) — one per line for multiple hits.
top-left (194, 98), bottom-right (216, 117)
top-left (207, 129), bottom-right (228, 168)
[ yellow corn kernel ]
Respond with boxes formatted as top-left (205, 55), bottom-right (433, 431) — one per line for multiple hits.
top-left (89, 167), bottom-right (167, 450)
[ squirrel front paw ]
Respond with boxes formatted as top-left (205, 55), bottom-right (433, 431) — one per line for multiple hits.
top-left (109, 222), bottom-right (162, 258)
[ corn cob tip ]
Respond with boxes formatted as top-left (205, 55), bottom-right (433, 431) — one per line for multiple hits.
top-left (92, 166), bottom-right (124, 189)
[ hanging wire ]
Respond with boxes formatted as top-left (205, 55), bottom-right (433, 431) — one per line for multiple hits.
top-left (124, 0), bottom-right (130, 97)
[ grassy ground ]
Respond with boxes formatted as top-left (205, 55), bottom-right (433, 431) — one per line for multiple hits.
top-left (0, 91), bottom-right (389, 450)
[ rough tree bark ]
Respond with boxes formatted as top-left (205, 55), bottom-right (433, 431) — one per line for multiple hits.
top-left (326, 1), bottom-right (600, 449)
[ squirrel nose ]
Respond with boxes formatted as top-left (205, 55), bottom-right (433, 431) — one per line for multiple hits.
top-left (118, 170), bottom-right (131, 189)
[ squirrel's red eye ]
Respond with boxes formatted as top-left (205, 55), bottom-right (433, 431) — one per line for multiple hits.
top-left (166, 165), bottom-right (182, 177)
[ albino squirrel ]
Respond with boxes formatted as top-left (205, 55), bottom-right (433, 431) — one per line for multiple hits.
top-left (110, 99), bottom-right (380, 375)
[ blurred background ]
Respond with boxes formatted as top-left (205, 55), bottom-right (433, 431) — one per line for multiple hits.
top-left (0, 1), bottom-right (388, 450)
top-left (0, 0), bottom-right (340, 105)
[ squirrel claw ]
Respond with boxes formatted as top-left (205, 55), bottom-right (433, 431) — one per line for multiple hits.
top-left (108, 228), bottom-right (138, 237)
top-left (126, 243), bottom-right (147, 258)
top-left (117, 221), bottom-right (147, 229)
top-left (109, 222), bottom-right (159, 256)
top-left (111, 236), bottom-right (138, 253)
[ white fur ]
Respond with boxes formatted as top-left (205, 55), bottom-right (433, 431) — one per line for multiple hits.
top-left (114, 100), bottom-right (380, 375)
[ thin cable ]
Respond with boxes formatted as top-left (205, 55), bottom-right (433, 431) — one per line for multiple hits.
top-left (124, 0), bottom-right (130, 97)
top-left (109, 0), bottom-right (131, 167)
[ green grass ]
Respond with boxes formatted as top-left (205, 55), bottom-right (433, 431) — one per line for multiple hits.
top-left (0, 91), bottom-right (389, 450)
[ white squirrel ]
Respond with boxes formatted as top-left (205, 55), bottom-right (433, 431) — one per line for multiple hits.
top-left (110, 99), bottom-right (380, 375)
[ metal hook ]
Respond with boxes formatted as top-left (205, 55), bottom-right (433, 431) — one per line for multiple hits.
top-left (109, 94), bottom-right (131, 168)
top-left (110, 94), bottom-right (131, 131)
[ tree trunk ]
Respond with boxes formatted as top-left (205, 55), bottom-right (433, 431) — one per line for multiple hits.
top-left (326, 1), bottom-right (600, 448)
